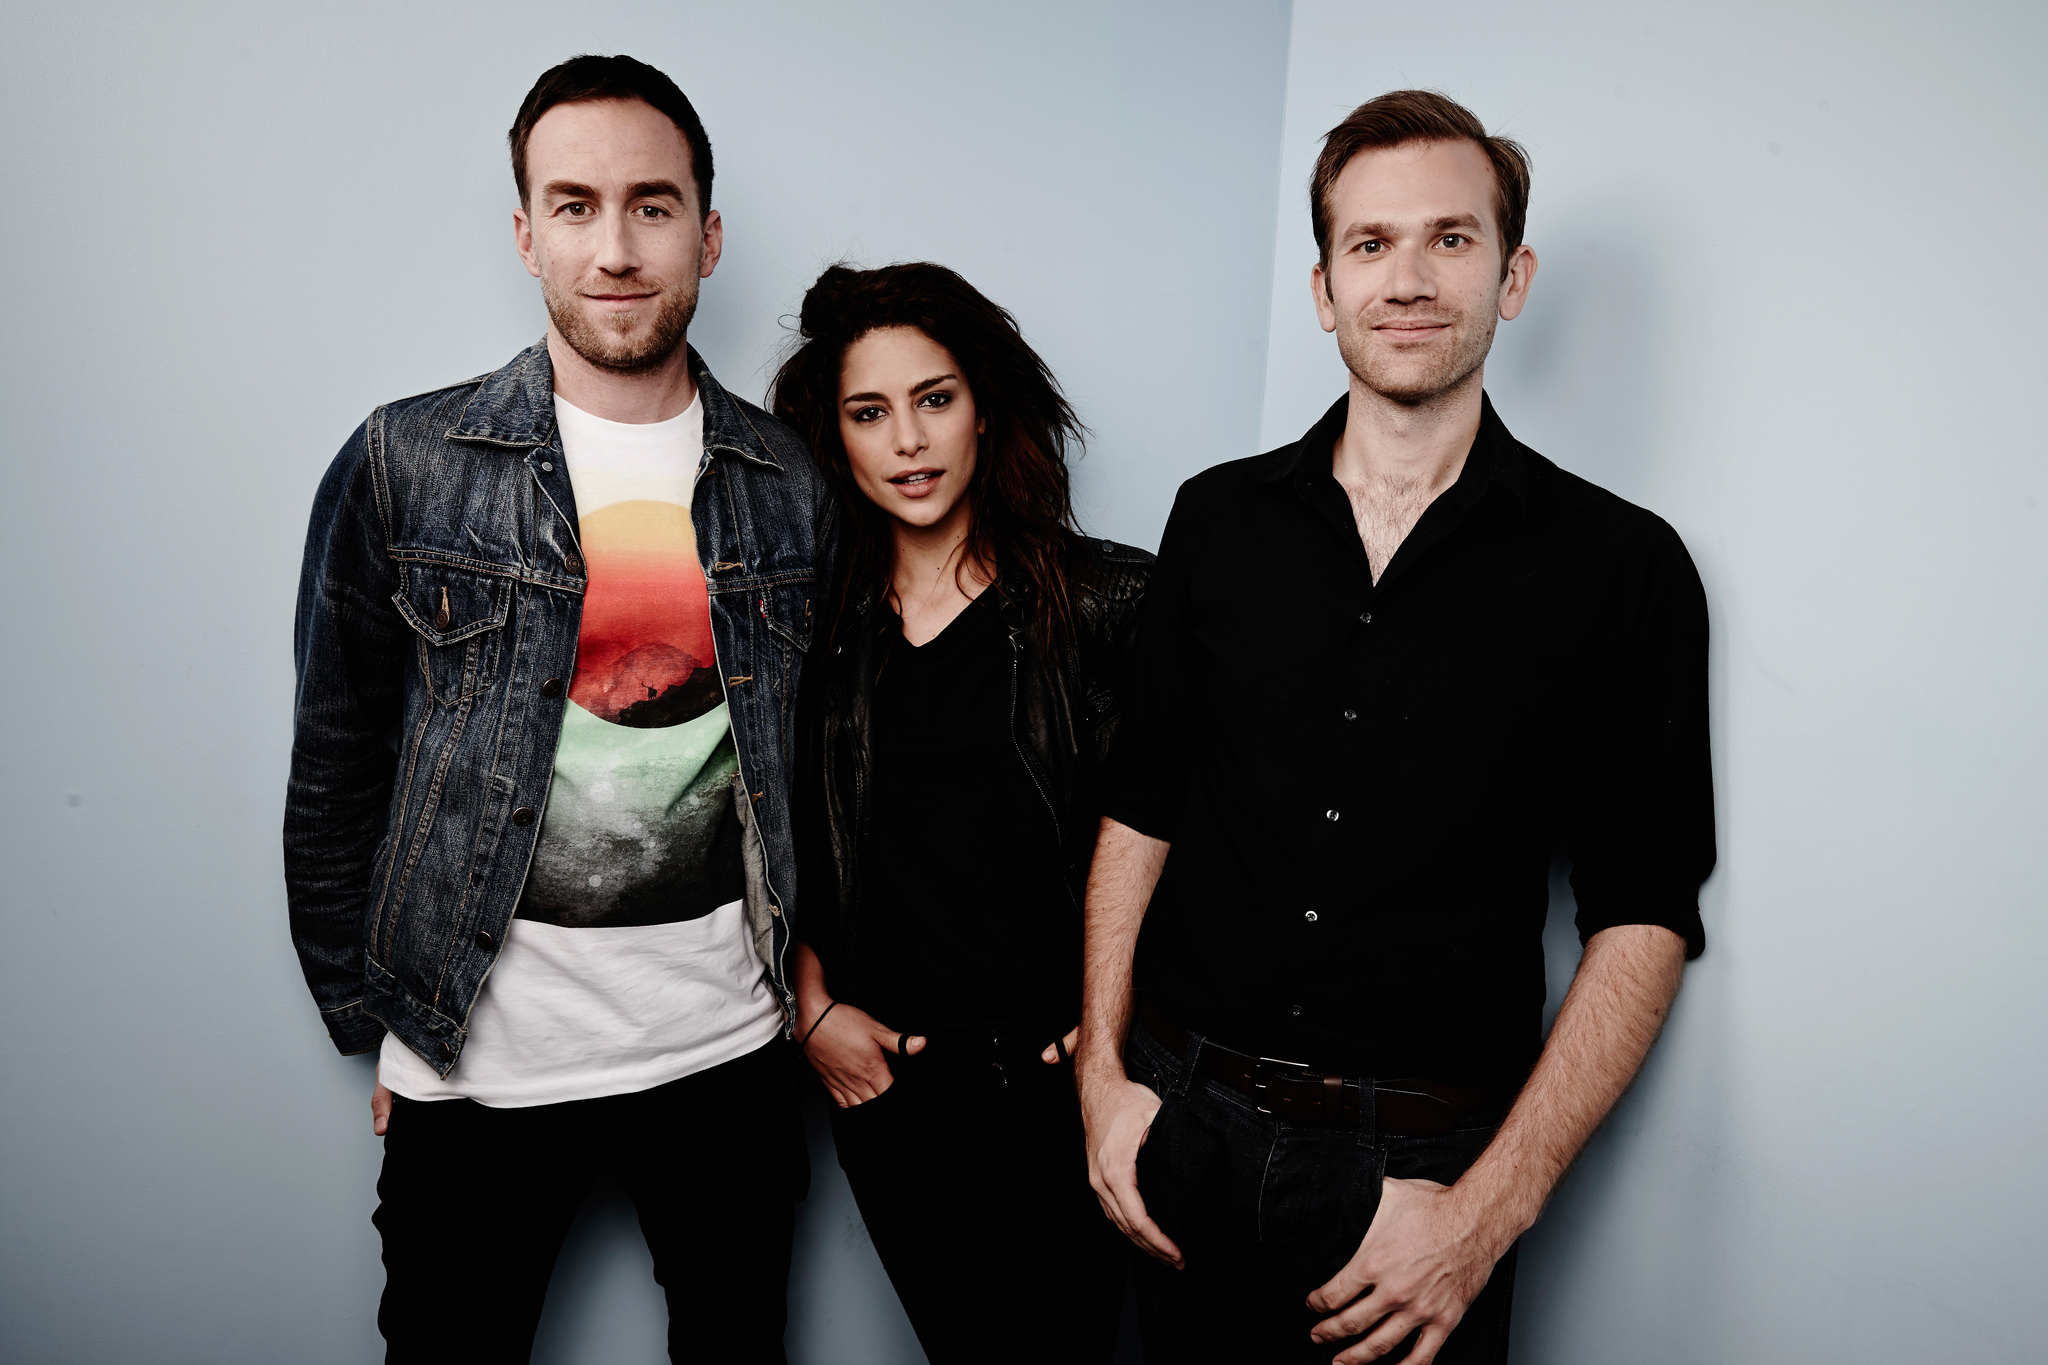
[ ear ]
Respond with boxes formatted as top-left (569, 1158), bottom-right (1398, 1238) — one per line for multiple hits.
top-left (1310, 260), bottom-right (1338, 334)
top-left (514, 205), bottom-right (541, 280)
top-left (1497, 244), bottom-right (1538, 321)
top-left (698, 208), bottom-right (724, 280)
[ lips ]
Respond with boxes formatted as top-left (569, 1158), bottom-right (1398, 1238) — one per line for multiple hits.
top-left (887, 468), bottom-right (944, 496)
top-left (1374, 318), bottom-right (1452, 339)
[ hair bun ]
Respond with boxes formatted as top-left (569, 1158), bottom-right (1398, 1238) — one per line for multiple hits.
top-left (798, 263), bottom-right (865, 339)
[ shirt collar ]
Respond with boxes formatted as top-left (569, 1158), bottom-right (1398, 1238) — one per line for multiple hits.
top-left (1251, 390), bottom-right (1529, 510)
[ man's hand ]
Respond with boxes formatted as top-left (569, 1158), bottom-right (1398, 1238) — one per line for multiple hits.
top-left (800, 1001), bottom-right (924, 1109)
top-left (1305, 924), bottom-right (1688, 1363)
top-left (1306, 1176), bottom-right (1506, 1363)
top-left (1081, 1069), bottom-right (1182, 1267)
top-left (372, 1079), bottom-right (393, 1136)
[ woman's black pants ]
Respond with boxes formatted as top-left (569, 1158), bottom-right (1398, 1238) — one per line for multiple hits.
top-left (828, 1037), bottom-right (1131, 1365)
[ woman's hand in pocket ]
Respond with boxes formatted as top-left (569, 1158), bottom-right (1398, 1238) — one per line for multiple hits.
top-left (801, 1003), bottom-right (924, 1108)
top-left (1041, 1027), bottom-right (1080, 1065)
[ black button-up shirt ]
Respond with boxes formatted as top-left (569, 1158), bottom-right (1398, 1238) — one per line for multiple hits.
top-left (1104, 394), bottom-right (1714, 1090)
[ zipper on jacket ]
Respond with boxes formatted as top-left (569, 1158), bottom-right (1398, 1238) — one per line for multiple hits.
top-left (1007, 627), bottom-right (1065, 849)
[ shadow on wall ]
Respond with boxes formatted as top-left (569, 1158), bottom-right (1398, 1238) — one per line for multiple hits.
top-left (1484, 207), bottom-right (1735, 1364)
top-left (1486, 204), bottom-right (1667, 507)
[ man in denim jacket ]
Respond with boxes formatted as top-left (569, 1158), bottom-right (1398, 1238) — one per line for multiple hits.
top-left (285, 55), bottom-right (831, 1363)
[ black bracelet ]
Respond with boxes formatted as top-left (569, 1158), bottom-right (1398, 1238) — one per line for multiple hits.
top-left (802, 1000), bottom-right (840, 1047)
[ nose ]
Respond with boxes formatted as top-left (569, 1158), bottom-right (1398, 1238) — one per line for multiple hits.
top-left (894, 406), bottom-right (930, 458)
top-left (1385, 242), bottom-right (1436, 305)
top-left (594, 206), bottom-right (639, 278)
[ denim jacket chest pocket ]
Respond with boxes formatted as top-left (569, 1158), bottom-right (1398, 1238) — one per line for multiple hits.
top-left (391, 565), bottom-right (512, 706)
top-left (761, 583), bottom-right (814, 655)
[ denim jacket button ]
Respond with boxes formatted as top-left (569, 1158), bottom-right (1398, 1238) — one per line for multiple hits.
top-left (474, 930), bottom-right (494, 950)
top-left (540, 678), bottom-right (563, 699)
top-left (438, 1041), bottom-right (455, 1061)
top-left (565, 552), bottom-right (582, 574)
top-left (511, 806), bottom-right (536, 826)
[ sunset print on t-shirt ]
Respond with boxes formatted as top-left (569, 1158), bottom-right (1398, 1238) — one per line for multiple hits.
top-left (569, 499), bottom-right (726, 729)
top-left (517, 483), bottom-right (744, 931)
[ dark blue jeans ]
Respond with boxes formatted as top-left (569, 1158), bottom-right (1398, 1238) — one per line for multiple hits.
top-left (1125, 1021), bottom-right (1518, 1364)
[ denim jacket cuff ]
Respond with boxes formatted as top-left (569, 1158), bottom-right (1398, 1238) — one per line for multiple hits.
top-left (321, 999), bottom-right (387, 1057)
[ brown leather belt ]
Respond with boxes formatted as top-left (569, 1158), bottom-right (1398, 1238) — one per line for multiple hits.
top-left (1137, 998), bottom-right (1493, 1137)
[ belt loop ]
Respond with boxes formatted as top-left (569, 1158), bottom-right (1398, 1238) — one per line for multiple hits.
top-left (1171, 1031), bottom-right (1205, 1100)
top-left (1358, 1075), bottom-right (1378, 1149)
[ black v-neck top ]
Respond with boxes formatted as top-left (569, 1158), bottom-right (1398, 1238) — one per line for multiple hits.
top-left (1103, 394), bottom-right (1715, 1089)
top-left (854, 590), bottom-right (1077, 1037)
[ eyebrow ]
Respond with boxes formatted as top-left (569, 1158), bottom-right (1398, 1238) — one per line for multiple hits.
top-left (842, 373), bottom-right (959, 405)
top-left (1344, 213), bottom-right (1487, 240)
top-left (538, 178), bottom-right (688, 202)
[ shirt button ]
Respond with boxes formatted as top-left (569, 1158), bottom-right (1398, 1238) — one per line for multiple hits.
top-left (1359, 611), bottom-right (1373, 624)
top-left (1342, 709), bottom-right (1357, 721)
top-left (474, 930), bottom-right (494, 950)
top-left (1290, 1004), bottom-right (1303, 1016)
top-left (1304, 910), bottom-right (1319, 922)
top-left (512, 806), bottom-right (536, 826)
top-left (1325, 809), bottom-right (1340, 822)
top-left (540, 678), bottom-right (563, 698)
top-left (540, 461), bottom-right (555, 472)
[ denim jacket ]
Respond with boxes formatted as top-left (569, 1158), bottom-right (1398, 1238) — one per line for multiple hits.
top-left (284, 340), bottom-right (833, 1074)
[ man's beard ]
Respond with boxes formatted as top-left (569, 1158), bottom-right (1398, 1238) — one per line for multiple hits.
top-left (542, 273), bottom-right (698, 373)
top-left (1334, 299), bottom-right (1498, 405)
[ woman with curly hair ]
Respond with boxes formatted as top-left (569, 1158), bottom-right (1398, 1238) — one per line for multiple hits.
top-left (776, 262), bottom-right (1149, 1363)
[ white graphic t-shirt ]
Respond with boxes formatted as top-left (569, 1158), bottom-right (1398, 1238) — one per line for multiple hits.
top-left (379, 393), bottom-right (783, 1107)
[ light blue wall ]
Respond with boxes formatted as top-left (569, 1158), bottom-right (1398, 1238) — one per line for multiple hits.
top-left (1261, 3), bottom-right (2048, 1361)
top-left (0, 3), bottom-right (1290, 1362)
top-left (8, 2), bottom-right (2047, 1363)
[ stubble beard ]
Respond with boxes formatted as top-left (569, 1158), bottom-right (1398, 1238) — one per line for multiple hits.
top-left (542, 271), bottom-right (699, 373)
top-left (1335, 296), bottom-right (1499, 407)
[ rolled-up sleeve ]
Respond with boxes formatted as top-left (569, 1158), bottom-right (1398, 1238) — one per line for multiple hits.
top-left (1566, 518), bottom-right (1716, 958)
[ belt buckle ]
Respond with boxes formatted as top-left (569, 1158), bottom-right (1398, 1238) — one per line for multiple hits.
top-left (1251, 1054), bottom-right (1307, 1116)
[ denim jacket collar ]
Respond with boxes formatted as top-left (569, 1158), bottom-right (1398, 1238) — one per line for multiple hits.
top-left (446, 338), bottom-right (783, 472)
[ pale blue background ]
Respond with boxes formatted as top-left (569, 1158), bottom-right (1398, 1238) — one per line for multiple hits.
top-left (3, 2), bottom-right (2045, 1363)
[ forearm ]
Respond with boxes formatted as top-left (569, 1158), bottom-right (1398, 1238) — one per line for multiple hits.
top-left (1077, 817), bottom-right (1169, 1088)
top-left (791, 940), bottom-right (833, 1038)
top-left (1453, 923), bottom-right (1687, 1251)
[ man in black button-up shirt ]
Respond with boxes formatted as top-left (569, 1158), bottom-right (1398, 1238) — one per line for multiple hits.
top-left (1078, 91), bottom-right (1713, 1365)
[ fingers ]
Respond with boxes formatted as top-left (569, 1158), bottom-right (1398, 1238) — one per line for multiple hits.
top-left (1099, 1163), bottom-right (1183, 1267)
top-left (1307, 1262), bottom-right (1370, 1315)
top-left (1042, 1026), bottom-right (1080, 1064)
top-left (880, 1027), bottom-right (924, 1055)
top-left (371, 1081), bottom-right (393, 1137)
top-left (1332, 1317), bottom-right (1447, 1365)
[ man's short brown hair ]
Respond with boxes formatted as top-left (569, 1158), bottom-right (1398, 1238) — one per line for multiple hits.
top-left (508, 54), bottom-right (713, 212)
top-left (1310, 90), bottom-right (1531, 279)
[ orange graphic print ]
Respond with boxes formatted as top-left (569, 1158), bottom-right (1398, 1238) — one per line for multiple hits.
top-left (570, 500), bottom-right (724, 729)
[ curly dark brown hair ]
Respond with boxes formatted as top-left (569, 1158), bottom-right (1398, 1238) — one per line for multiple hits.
top-left (771, 261), bottom-right (1085, 647)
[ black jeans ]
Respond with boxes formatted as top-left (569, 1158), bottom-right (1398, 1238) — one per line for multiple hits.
top-left (374, 1038), bottom-right (806, 1365)
top-left (1124, 1022), bottom-right (1519, 1364)
top-left (828, 1036), bottom-right (1130, 1365)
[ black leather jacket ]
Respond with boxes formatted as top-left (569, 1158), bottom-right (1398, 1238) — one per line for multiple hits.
top-left (796, 532), bottom-right (1154, 999)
